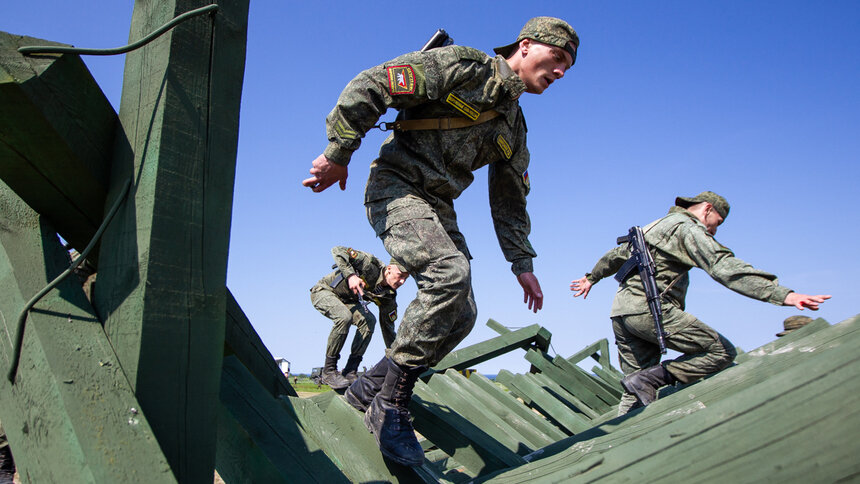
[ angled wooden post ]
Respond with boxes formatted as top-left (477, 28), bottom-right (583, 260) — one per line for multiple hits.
top-left (90, 1), bottom-right (250, 481)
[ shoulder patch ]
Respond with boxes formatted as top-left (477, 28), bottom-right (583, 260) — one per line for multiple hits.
top-left (347, 247), bottom-right (358, 259)
top-left (386, 65), bottom-right (416, 95)
top-left (522, 170), bottom-right (530, 189)
top-left (388, 309), bottom-right (397, 322)
top-left (445, 93), bottom-right (480, 120)
top-left (496, 134), bottom-right (512, 160)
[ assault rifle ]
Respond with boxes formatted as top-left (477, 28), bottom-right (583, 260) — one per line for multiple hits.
top-left (614, 226), bottom-right (668, 354)
top-left (421, 29), bottom-right (453, 51)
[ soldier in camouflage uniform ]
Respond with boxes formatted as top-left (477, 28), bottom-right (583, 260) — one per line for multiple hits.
top-left (311, 246), bottom-right (408, 390)
top-left (302, 17), bottom-right (579, 465)
top-left (571, 191), bottom-right (831, 414)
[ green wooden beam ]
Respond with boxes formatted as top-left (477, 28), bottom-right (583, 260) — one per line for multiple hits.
top-left (734, 317), bottom-right (830, 364)
top-left (524, 349), bottom-right (612, 414)
top-left (508, 374), bottom-right (591, 435)
top-left (430, 324), bottom-right (552, 375)
top-left (551, 355), bottom-right (621, 402)
top-left (530, 372), bottom-right (602, 420)
top-left (90, 1), bottom-right (250, 481)
top-left (225, 288), bottom-right (297, 398)
top-left (0, 32), bottom-right (114, 263)
top-left (0, 181), bottom-right (173, 482)
top-left (217, 356), bottom-right (348, 483)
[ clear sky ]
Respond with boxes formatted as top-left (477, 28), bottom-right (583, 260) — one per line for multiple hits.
top-left (5, 1), bottom-right (859, 374)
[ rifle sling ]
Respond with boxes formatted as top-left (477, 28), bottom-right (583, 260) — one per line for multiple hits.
top-left (386, 110), bottom-right (501, 131)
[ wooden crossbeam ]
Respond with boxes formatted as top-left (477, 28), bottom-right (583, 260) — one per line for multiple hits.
top-left (524, 349), bottom-right (612, 414)
top-left (430, 323), bottom-right (551, 374)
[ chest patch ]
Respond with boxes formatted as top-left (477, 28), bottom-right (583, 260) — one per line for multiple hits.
top-left (496, 134), bottom-right (512, 159)
top-left (445, 93), bottom-right (480, 120)
top-left (386, 65), bottom-right (416, 95)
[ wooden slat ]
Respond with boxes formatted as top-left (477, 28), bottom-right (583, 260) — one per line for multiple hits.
top-left (734, 317), bottom-right (830, 364)
top-left (524, 350), bottom-right (612, 414)
top-left (90, 1), bottom-right (250, 481)
top-left (500, 373), bottom-right (590, 435)
top-left (430, 324), bottom-right (552, 374)
top-left (0, 181), bottom-right (174, 483)
top-left (530, 372), bottom-right (602, 420)
top-left (466, 372), bottom-right (566, 443)
top-left (0, 32), bottom-right (114, 262)
top-left (551, 355), bottom-right (621, 402)
top-left (217, 356), bottom-right (348, 483)
top-left (411, 380), bottom-right (525, 475)
top-left (225, 288), bottom-right (297, 398)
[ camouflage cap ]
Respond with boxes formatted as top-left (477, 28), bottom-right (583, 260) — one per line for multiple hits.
top-left (388, 258), bottom-right (409, 274)
top-left (776, 315), bottom-right (813, 337)
top-left (494, 17), bottom-right (579, 65)
top-left (675, 191), bottom-right (730, 219)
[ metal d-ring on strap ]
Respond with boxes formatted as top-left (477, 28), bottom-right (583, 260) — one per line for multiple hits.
top-left (7, 178), bottom-right (132, 383)
top-left (17, 4), bottom-right (219, 56)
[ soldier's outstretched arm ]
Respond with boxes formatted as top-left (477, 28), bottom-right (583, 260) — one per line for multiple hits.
top-left (783, 293), bottom-right (831, 310)
top-left (302, 154), bottom-right (348, 192)
top-left (570, 276), bottom-right (592, 299)
top-left (517, 272), bottom-right (543, 313)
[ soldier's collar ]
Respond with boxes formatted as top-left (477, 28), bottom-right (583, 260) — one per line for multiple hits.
top-left (495, 56), bottom-right (526, 99)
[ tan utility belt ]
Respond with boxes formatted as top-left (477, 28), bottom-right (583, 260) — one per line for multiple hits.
top-left (374, 110), bottom-right (501, 131)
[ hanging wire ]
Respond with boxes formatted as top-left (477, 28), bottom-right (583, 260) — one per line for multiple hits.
top-left (18, 4), bottom-right (219, 56)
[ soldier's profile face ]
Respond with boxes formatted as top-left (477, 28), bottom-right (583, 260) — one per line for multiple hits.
top-left (703, 206), bottom-right (724, 235)
top-left (385, 266), bottom-right (409, 290)
top-left (517, 40), bottom-right (572, 94)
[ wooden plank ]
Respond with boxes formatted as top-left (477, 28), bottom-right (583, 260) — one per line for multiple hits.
top-left (591, 365), bottom-right (625, 394)
top-left (551, 355), bottom-right (621, 402)
top-left (430, 324), bottom-right (551, 374)
top-left (498, 374), bottom-right (586, 435)
top-left (428, 371), bottom-right (535, 454)
top-left (0, 32), bottom-right (114, 262)
top-left (530, 372), bottom-right (602, 420)
top-left (90, 1), bottom-right (250, 481)
top-left (524, 349), bottom-right (611, 414)
top-left (566, 338), bottom-right (611, 368)
top-left (217, 356), bottom-right (348, 483)
top-left (466, 372), bottom-right (567, 442)
top-left (225, 288), bottom-right (297, 398)
top-left (0, 181), bottom-right (174, 482)
top-left (411, 379), bottom-right (525, 475)
top-left (292, 391), bottom-right (431, 483)
top-left (734, 317), bottom-right (830, 363)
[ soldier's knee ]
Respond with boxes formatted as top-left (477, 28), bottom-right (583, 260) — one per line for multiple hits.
top-left (712, 335), bottom-right (737, 370)
top-left (436, 252), bottom-right (471, 292)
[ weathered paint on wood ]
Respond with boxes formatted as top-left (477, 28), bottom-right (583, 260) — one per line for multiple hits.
top-left (217, 356), bottom-right (348, 483)
top-left (530, 372), bottom-right (602, 420)
top-left (0, 32), bottom-right (114, 262)
top-left (550, 355), bottom-right (621, 402)
top-left (524, 349), bottom-right (612, 414)
top-left (509, 374), bottom-right (592, 435)
top-left (0, 181), bottom-right (174, 483)
top-left (90, 1), bottom-right (250, 481)
top-left (734, 317), bottom-right (829, 364)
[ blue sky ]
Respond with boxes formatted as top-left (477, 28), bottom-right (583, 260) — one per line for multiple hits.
top-left (5, 1), bottom-right (859, 374)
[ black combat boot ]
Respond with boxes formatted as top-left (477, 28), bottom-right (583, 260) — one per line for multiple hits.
top-left (345, 355), bottom-right (388, 412)
top-left (620, 364), bottom-right (677, 407)
top-left (342, 355), bottom-right (362, 384)
top-left (364, 359), bottom-right (425, 466)
top-left (320, 356), bottom-right (351, 390)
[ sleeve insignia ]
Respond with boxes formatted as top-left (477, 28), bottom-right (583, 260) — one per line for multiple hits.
top-left (388, 310), bottom-right (397, 322)
top-left (445, 93), bottom-right (480, 120)
top-left (496, 134), bottom-right (512, 159)
top-left (386, 65), bottom-right (416, 95)
top-left (347, 248), bottom-right (358, 259)
top-left (522, 170), bottom-right (530, 189)
top-left (334, 120), bottom-right (358, 140)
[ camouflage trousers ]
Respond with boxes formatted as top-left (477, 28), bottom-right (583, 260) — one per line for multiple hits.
top-left (366, 196), bottom-right (477, 368)
top-left (310, 286), bottom-right (376, 359)
top-left (611, 304), bottom-right (737, 384)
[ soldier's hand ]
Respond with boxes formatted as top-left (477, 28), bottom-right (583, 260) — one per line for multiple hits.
top-left (570, 277), bottom-right (592, 299)
top-left (517, 272), bottom-right (543, 313)
top-left (347, 274), bottom-right (366, 297)
top-left (783, 293), bottom-right (831, 311)
top-left (302, 154), bottom-right (348, 192)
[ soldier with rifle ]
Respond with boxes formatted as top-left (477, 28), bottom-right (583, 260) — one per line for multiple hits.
top-left (302, 18), bottom-right (579, 465)
top-left (571, 191), bottom-right (830, 414)
top-left (311, 246), bottom-right (409, 389)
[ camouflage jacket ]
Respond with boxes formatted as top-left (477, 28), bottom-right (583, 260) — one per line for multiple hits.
top-left (323, 45), bottom-right (536, 275)
top-left (312, 246), bottom-right (398, 345)
top-left (586, 207), bottom-right (793, 317)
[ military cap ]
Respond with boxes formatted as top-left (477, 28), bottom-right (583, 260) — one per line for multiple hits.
top-left (776, 315), bottom-right (813, 337)
top-left (675, 191), bottom-right (730, 219)
top-left (388, 258), bottom-right (409, 274)
top-left (494, 17), bottom-right (579, 66)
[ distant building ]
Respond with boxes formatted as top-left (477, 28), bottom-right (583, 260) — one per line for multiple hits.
top-left (275, 358), bottom-right (290, 377)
